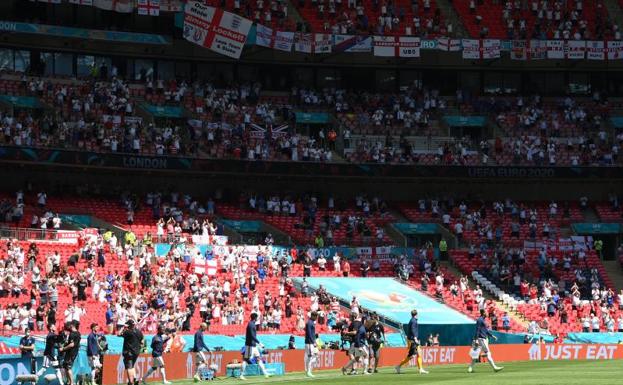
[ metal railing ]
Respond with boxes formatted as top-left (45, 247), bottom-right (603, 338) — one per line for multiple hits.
top-left (0, 226), bottom-right (70, 241)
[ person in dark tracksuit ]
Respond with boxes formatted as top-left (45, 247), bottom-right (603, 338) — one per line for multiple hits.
top-left (141, 325), bottom-right (171, 384)
top-left (304, 311), bottom-right (318, 377)
top-left (468, 309), bottom-right (503, 373)
top-left (240, 313), bottom-right (270, 380)
top-left (395, 309), bottom-right (428, 374)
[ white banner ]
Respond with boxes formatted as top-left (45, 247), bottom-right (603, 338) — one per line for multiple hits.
top-left (191, 234), bottom-right (228, 246)
top-left (94, 0), bottom-right (133, 12)
top-left (314, 33), bottom-right (332, 54)
top-left (483, 39), bottom-right (501, 59)
top-left (510, 40), bottom-right (527, 60)
top-left (255, 24), bottom-right (274, 48)
top-left (183, 1), bottom-right (211, 48)
top-left (56, 231), bottom-right (80, 244)
top-left (586, 41), bottom-right (605, 60)
top-left (137, 0), bottom-right (160, 16)
top-left (69, 0), bottom-right (93, 5)
top-left (546, 40), bottom-right (564, 59)
top-left (398, 36), bottom-right (421, 57)
top-left (183, 3), bottom-right (251, 59)
top-left (373, 36), bottom-right (397, 57)
top-left (334, 35), bottom-right (372, 52)
top-left (160, 0), bottom-right (182, 12)
top-left (356, 247), bottom-right (373, 256)
top-left (462, 39), bottom-right (480, 59)
top-left (102, 114), bottom-right (142, 127)
top-left (607, 40), bottom-right (623, 60)
top-left (437, 38), bottom-right (461, 51)
top-left (375, 246), bottom-right (393, 256)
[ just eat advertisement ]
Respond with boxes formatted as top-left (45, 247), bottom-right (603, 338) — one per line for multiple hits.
top-left (101, 344), bottom-right (623, 384)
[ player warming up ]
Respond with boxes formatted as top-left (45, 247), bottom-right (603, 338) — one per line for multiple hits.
top-left (395, 309), bottom-right (428, 374)
top-left (304, 311), bottom-right (319, 377)
top-left (240, 313), bottom-right (271, 380)
top-left (468, 309), bottom-right (504, 373)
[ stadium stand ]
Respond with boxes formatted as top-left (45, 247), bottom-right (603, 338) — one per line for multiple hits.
top-left (452, 0), bottom-right (612, 40)
top-left (292, 0), bottom-right (452, 36)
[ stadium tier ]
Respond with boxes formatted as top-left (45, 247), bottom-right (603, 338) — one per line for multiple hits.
top-left (2, 1), bottom-right (623, 384)
top-left (452, 0), bottom-right (611, 40)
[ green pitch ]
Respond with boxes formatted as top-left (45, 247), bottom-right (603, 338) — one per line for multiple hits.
top-left (148, 360), bottom-right (623, 385)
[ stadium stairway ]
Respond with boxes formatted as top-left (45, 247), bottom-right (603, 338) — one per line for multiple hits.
top-left (605, 0), bottom-right (623, 29)
top-left (581, 207), bottom-right (602, 224)
top-left (435, 0), bottom-right (469, 38)
top-left (285, 0), bottom-right (307, 30)
top-left (441, 261), bottom-right (528, 330)
top-left (602, 261), bottom-right (623, 292)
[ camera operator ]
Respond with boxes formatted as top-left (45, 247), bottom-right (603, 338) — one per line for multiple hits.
top-left (37, 324), bottom-right (65, 385)
top-left (341, 314), bottom-right (369, 375)
top-left (367, 314), bottom-right (386, 374)
top-left (118, 319), bottom-right (144, 385)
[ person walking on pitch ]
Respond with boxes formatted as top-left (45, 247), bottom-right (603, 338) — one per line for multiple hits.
top-left (192, 323), bottom-right (211, 382)
top-left (395, 309), bottom-right (428, 374)
top-left (141, 325), bottom-right (172, 384)
top-left (468, 309), bottom-right (503, 373)
top-left (240, 313), bottom-right (270, 380)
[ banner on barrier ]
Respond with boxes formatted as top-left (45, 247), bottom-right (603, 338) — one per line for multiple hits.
top-left (101, 344), bottom-right (623, 384)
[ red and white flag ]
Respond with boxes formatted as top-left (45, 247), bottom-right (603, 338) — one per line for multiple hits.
top-left (566, 40), bottom-right (586, 59)
top-left (255, 24), bottom-right (294, 52)
top-left (373, 36), bottom-right (420, 57)
top-left (546, 40), bottom-right (564, 59)
top-left (529, 40), bottom-right (547, 60)
top-left (194, 258), bottom-right (218, 276)
top-left (137, 0), bottom-right (160, 16)
top-left (183, 2), bottom-right (252, 59)
top-left (586, 41), bottom-right (605, 60)
top-left (68, 0), bottom-right (93, 5)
